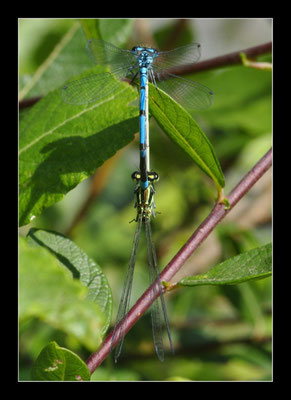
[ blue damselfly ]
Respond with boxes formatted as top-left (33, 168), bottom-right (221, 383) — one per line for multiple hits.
top-left (62, 39), bottom-right (214, 361)
top-left (62, 39), bottom-right (214, 187)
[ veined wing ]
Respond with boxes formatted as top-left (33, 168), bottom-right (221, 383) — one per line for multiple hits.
top-left (152, 67), bottom-right (214, 111)
top-left (87, 39), bottom-right (138, 72)
top-left (111, 214), bottom-right (142, 362)
top-left (153, 43), bottom-right (201, 70)
top-left (62, 39), bottom-right (139, 105)
top-left (61, 67), bottom-right (130, 105)
top-left (145, 219), bottom-right (174, 361)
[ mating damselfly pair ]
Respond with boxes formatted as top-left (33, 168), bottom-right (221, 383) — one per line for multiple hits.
top-left (62, 39), bottom-right (214, 362)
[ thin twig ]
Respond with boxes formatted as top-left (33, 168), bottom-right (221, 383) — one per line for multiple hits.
top-left (18, 42), bottom-right (272, 109)
top-left (86, 148), bottom-right (272, 373)
top-left (167, 42), bottom-right (272, 77)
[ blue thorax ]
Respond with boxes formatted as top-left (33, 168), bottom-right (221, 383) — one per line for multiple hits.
top-left (131, 46), bottom-right (158, 69)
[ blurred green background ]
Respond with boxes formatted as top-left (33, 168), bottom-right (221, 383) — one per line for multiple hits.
top-left (19, 18), bottom-right (272, 381)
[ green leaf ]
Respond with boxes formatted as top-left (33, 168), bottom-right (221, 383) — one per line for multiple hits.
top-left (19, 24), bottom-right (91, 100)
top-left (149, 83), bottom-right (225, 189)
top-left (19, 67), bottom-right (138, 226)
top-left (80, 19), bottom-right (101, 40)
top-left (19, 20), bottom-right (134, 101)
top-left (194, 66), bottom-right (272, 136)
top-left (27, 228), bottom-right (112, 335)
top-left (179, 243), bottom-right (272, 287)
top-left (31, 341), bottom-right (91, 381)
top-left (98, 19), bottom-right (134, 47)
top-left (80, 18), bottom-right (134, 47)
top-left (19, 235), bottom-right (106, 350)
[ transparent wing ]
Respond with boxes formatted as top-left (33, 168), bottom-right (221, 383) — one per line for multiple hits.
top-left (61, 68), bottom-right (129, 105)
top-left (62, 39), bottom-right (138, 105)
top-left (154, 43), bottom-right (201, 70)
top-left (87, 39), bottom-right (138, 71)
top-left (145, 219), bottom-right (174, 361)
top-left (152, 67), bottom-right (214, 110)
top-left (111, 215), bottom-right (142, 362)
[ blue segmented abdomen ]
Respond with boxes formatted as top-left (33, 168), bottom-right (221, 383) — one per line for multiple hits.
top-left (139, 68), bottom-right (149, 189)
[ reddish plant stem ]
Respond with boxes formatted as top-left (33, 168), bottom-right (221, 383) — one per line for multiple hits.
top-left (86, 148), bottom-right (272, 373)
top-left (19, 43), bottom-right (271, 110)
top-left (167, 42), bottom-right (272, 77)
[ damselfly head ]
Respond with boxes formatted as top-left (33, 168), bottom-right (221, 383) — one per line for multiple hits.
top-left (131, 45), bottom-right (158, 55)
